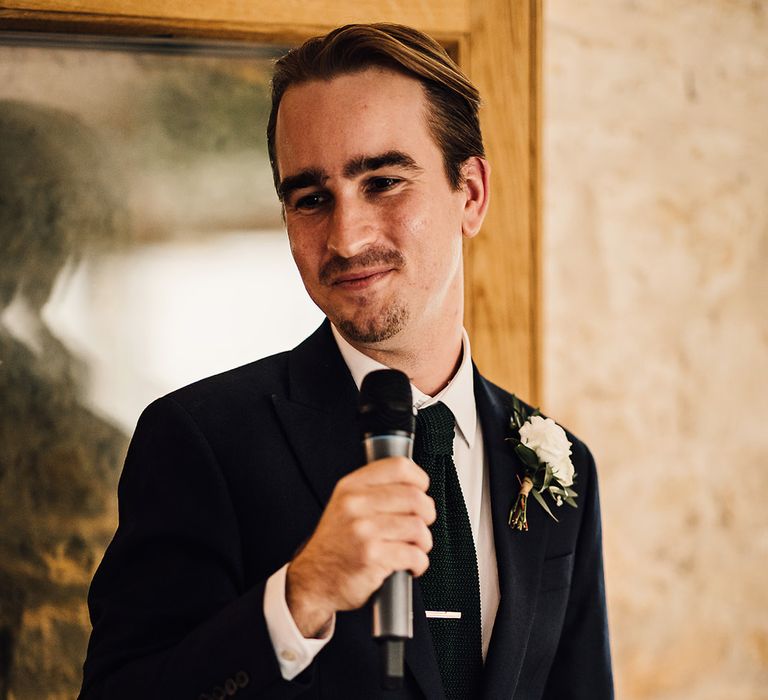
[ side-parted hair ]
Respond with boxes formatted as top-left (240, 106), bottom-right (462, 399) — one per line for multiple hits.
top-left (267, 23), bottom-right (485, 196)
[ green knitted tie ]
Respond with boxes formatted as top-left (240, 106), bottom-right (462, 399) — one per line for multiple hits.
top-left (415, 402), bottom-right (483, 699)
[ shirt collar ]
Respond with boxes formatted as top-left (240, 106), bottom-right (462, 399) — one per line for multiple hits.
top-left (330, 324), bottom-right (477, 448)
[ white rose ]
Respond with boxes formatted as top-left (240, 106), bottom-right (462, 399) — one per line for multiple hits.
top-left (518, 415), bottom-right (574, 486)
top-left (548, 455), bottom-right (575, 488)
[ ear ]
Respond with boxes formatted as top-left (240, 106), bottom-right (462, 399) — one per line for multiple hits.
top-left (460, 156), bottom-right (490, 239)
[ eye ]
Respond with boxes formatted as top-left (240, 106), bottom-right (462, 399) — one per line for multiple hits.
top-left (293, 192), bottom-right (330, 211)
top-left (367, 177), bottom-right (400, 192)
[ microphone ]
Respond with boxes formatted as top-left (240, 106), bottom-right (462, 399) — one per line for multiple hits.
top-left (359, 369), bottom-right (416, 690)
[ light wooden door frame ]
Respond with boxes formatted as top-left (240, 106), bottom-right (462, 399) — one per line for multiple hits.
top-left (0, 0), bottom-right (541, 402)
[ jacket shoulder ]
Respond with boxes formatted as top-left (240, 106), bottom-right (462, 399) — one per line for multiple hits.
top-left (155, 350), bottom-right (291, 424)
top-left (475, 370), bottom-right (595, 468)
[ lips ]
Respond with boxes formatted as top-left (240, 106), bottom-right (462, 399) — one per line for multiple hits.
top-left (318, 247), bottom-right (406, 287)
top-left (330, 268), bottom-right (393, 288)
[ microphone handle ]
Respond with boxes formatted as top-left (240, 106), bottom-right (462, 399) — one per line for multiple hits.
top-left (363, 433), bottom-right (414, 690)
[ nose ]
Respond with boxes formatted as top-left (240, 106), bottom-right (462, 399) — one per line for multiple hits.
top-left (326, 196), bottom-right (377, 259)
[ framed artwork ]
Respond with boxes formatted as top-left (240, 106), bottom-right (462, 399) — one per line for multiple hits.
top-left (0, 4), bottom-right (540, 697)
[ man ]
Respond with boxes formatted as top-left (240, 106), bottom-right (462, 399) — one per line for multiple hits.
top-left (80, 24), bottom-right (613, 699)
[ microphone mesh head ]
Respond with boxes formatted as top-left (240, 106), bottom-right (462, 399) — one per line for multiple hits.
top-left (359, 369), bottom-right (415, 436)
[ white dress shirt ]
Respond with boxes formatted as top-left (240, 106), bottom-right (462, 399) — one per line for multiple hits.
top-left (264, 326), bottom-right (500, 679)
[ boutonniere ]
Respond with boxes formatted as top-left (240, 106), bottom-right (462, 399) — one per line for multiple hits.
top-left (506, 396), bottom-right (578, 531)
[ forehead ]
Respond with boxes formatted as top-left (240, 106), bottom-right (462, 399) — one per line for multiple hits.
top-left (274, 68), bottom-right (436, 178)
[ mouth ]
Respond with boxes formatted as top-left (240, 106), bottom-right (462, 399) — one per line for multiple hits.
top-left (329, 267), bottom-right (394, 290)
top-left (319, 248), bottom-right (405, 290)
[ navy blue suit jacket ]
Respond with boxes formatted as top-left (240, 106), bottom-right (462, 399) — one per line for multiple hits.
top-left (80, 321), bottom-right (613, 699)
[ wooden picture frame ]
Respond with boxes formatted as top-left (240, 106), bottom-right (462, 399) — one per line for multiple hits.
top-left (0, 0), bottom-right (541, 401)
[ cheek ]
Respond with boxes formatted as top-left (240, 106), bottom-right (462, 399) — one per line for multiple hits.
top-left (378, 193), bottom-right (433, 247)
top-left (407, 188), bottom-right (464, 235)
top-left (287, 226), bottom-right (323, 272)
top-left (286, 244), bottom-right (321, 298)
top-left (399, 197), bottom-right (463, 260)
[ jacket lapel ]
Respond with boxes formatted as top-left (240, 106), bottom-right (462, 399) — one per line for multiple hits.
top-left (271, 321), bottom-right (363, 506)
top-left (474, 371), bottom-right (549, 700)
top-left (272, 321), bottom-right (442, 699)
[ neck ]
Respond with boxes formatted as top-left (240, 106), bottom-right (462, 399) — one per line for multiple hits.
top-left (344, 321), bottom-right (465, 397)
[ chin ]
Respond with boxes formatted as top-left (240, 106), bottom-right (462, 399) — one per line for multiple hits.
top-left (335, 305), bottom-right (409, 344)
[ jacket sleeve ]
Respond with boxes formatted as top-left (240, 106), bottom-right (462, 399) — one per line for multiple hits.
top-left (542, 442), bottom-right (614, 699)
top-left (80, 396), bottom-right (315, 700)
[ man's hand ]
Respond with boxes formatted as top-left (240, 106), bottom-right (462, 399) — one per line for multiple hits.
top-left (285, 457), bottom-right (435, 638)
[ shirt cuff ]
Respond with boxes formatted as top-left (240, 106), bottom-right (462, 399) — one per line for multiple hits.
top-left (263, 563), bottom-right (335, 681)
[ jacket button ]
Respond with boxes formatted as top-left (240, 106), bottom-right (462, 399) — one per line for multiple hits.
top-left (224, 678), bottom-right (237, 695)
top-left (234, 671), bottom-right (250, 688)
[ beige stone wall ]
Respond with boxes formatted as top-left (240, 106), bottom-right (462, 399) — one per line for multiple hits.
top-left (542, 2), bottom-right (768, 699)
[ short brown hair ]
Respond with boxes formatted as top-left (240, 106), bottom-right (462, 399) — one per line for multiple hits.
top-left (267, 23), bottom-right (484, 196)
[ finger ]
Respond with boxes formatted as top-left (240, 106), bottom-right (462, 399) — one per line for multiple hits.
top-left (332, 486), bottom-right (435, 525)
top-left (333, 484), bottom-right (436, 525)
top-left (364, 541), bottom-right (431, 578)
top-left (352, 457), bottom-right (430, 491)
top-left (351, 514), bottom-right (433, 553)
top-left (361, 484), bottom-right (436, 523)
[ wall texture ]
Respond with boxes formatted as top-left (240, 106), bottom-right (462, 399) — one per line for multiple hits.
top-left (543, 2), bottom-right (768, 699)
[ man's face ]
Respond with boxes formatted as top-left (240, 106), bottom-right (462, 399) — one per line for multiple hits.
top-left (274, 67), bottom-right (477, 347)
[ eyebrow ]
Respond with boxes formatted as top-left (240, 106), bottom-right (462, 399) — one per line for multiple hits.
top-left (277, 168), bottom-right (327, 202)
top-left (342, 150), bottom-right (422, 178)
top-left (277, 150), bottom-right (422, 202)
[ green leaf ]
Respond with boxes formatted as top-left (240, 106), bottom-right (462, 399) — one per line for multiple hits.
top-left (541, 465), bottom-right (554, 491)
top-left (510, 396), bottom-right (521, 424)
top-left (564, 496), bottom-right (578, 508)
top-left (515, 443), bottom-right (539, 469)
top-left (532, 489), bottom-right (559, 522)
top-left (564, 486), bottom-right (578, 498)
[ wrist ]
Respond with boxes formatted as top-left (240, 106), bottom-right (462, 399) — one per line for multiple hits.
top-left (286, 560), bottom-right (335, 638)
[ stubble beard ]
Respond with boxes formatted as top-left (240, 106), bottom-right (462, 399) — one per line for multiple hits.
top-left (335, 303), bottom-right (409, 344)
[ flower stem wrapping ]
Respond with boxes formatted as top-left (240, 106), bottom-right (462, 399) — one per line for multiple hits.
top-left (506, 395), bottom-right (577, 533)
top-left (509, 476), bottom-right (534, 531)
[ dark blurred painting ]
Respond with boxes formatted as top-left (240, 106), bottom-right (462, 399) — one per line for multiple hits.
top-left (0, 36), bottom-right (321, 699)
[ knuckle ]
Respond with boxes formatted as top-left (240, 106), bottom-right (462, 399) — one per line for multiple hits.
top-left (411, 515), bottom-right (428, 540)
top-left (405, 487), bottom-right (423, 511)
top-left (410, 491), bottom-right (429, 519)
top-left (423, 494), bottom-right (437, 522)
top-left (338, 491), bottom-right (361, 515)
top-left (349, 517), bottom-right (369, 541)
top-left (392, 457), bottom-right (411, 479)
top-left (361, 540), bottom-right (378, 566)
top-left (413, 550), bottom-right (430, 576)
top-left (335, 473), bottom-right (353, 492)
top-left (413, 463), bottom-right (429, 489)
top-left (422, 525), bottom-right (434, 552)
